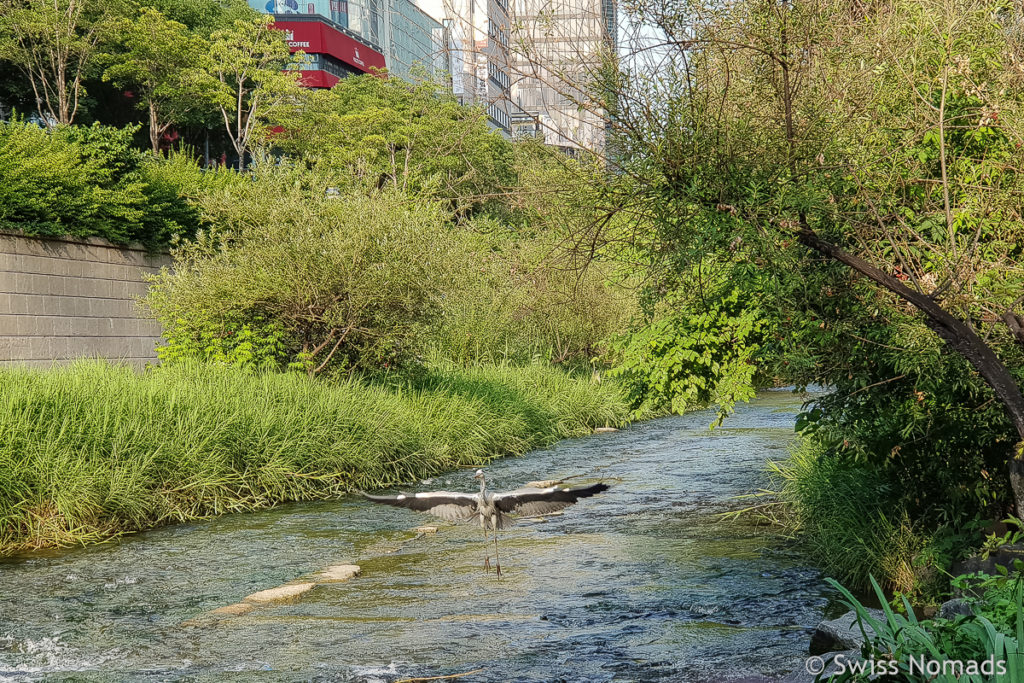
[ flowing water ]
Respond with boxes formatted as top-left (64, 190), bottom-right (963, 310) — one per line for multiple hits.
top-left (0, 389), bottom-right (836, 682)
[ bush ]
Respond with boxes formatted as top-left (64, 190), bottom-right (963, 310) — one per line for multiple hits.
top-left (771, 438), bottom-right (934, 594)
top-left (0, 360), bottom-right (629, 554)
top-left (144, 164), bottom-right (466, 373)
top-left (0, 120), bottom-right (201, 246)
top-left (431, 226), bottom-right (633, 367)
top-left (826, 574), bottom-right (1024, 681)
top-left (608, 285), bottom-right (762, 420)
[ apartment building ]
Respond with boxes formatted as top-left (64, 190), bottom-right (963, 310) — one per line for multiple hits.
top-left (414, 0), bottom-right (513, 135)
top-left (508, 0), bottom-right (616, 153)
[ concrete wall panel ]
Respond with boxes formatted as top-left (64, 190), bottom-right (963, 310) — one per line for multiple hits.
top-left (0, 233), bottom-right (172, 370)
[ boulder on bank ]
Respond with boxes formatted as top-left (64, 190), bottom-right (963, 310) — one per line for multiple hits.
top-left (938, 598), bottom-right (972, 620)
top-left (951, 544), bottom-right (1024, 590)
top-left (809, 609), bottom-right (883, 655)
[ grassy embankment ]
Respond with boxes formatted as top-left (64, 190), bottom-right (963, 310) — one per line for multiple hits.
top-left (0, 361), bottom-right (629, 555)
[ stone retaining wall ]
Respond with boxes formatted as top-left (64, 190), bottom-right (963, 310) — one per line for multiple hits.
top-left (0, 232), bottom-right (171, 369)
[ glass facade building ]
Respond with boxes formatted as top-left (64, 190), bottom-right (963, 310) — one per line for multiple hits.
top-left (250, 0), bottom-right (449, 85)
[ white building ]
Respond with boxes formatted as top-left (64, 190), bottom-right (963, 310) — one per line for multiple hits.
top-left (507, 0), bottom-right (616, 153)
top-left (415, 0), bottom-right (514, 135)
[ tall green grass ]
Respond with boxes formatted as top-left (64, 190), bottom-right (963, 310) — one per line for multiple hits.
top-left (0, 361), bottom-right (629, 554)
top-left (770, 438), bottom-right (927, 594)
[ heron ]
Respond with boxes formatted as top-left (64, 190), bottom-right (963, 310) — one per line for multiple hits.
top-left (361, 469), bottom-right (609, 577)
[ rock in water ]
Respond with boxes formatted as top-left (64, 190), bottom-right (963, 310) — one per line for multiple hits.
top-left (317, 565), bottom-right (361, 582)
top-left (809, 609), bottom-right (883, 654)
top-left (210, 602), bottom-right (255, 616)
top-left (243, 582), bottom-right (316, 604)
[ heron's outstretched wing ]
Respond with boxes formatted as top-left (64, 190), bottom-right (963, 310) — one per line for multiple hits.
top-left (493, 482), bottom-right (609, 517)
top-left (361, 491), bottom-right (478, 522)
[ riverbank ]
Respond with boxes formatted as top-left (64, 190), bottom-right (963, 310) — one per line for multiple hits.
top-left (0, 361), bottom-right (630, 555)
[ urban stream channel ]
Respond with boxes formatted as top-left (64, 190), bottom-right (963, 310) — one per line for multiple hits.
top-left (1, 388), bottom-right (837, 682)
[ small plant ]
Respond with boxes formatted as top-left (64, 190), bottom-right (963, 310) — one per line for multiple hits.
top-left (980, 518), bottom-right (1024, 560)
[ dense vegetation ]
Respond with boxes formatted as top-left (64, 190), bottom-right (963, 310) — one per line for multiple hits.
top-left (0, 361), bottom-right (626, 553)
top-left (585, 0), bottom-right (1024, 606)
top-left (0, 0), bottom-right (640, 553)
top-left (5, 0), bottom-right (1024, 666)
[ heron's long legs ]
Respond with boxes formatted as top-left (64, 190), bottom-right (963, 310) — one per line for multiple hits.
top-left (483, 525), bottom-right (491, 572)
top-left (493, 532), bottom-right (502, 578)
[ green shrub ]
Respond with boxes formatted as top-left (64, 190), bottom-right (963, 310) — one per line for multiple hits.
top-left (0, 361), bottom-right (628, 553)
top-left (144, 164), bottom-right (466, 373)
top-left (431, 227), bottom-right (633, 367)
top-left (607, 285), bottom-right (762, 420)
top-left (827, 575), bottom-right (1024, 681)
top-left (0, 120), bottom-right (202, 246)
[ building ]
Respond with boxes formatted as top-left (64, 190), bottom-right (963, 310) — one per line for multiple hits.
top-left (414, 0), bottom-right (513, 135)
top-left (250, 0), bottom-right (450, 86)
top-left (389, 1), bottom-right (449, 82)
top-left (508, 0), bottom-right (616, 153)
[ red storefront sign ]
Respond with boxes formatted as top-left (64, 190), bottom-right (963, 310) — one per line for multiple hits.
top-left (274, 20), bottom-right (386, 74)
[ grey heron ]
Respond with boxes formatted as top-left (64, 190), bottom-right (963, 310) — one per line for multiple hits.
top-left (362, 469), bottom-right (609, 577)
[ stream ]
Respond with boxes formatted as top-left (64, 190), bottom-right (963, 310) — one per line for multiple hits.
top-left (0, 388), bottom-right (835, 682)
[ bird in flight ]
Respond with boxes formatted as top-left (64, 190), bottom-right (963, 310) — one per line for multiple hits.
top-left (362, 469), bottom-right (609, 577)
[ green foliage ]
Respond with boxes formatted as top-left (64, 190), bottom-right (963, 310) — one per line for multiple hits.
top-left (156, 315), bottom-right (304, 371)
top-left (144, 163), bottom-right (466, 373)
top-left (431, 225), bottom-right (633, 367)
top-left (826, 575), bottom-right (1024, 682)
top-left (102, 7), bottom-right (215, 153)
top-left (142, 0), bottom-right (255, 36)
top-left (794, 310), bottom-right (1020, 529)
top-left (770, 438), bottom-right (934, 595)
top-left (608, 285), bottom-right (761, 420)
top-left (275, 74), bottom-right (515, 214)
top-left (0, 360), bottom-right (629, 553)
top-left (0, 119), bottom-right (197, 245)
top-left (204, 14), bottom-right (302, 167)
top-left (0, 0), bottom-right (119, 126)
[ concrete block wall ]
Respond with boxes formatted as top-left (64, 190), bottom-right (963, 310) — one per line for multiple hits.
top-left (0, 232), bottom-right (172, 369)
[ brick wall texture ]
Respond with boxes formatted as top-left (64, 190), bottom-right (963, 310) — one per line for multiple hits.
top-left (0, 233), bottom-right (172, 369)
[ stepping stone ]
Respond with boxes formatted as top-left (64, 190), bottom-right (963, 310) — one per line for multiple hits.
top-left (210, 602), bottom-right (255, 617)
top-left (415, 526), bottom-right (438, 534)
top-left (316, 565), bottom-right (361, 583)
top-left (525, 480), bottom-right (561, 488)
top-left (594, 427), bottom-right (618, 433)
top-left (243, 582), bottom-right (316, 604)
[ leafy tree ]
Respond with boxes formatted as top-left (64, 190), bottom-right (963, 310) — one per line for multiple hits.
top-left (205, 15), bottom-right (302, 170)
top-left (0, 0), bottom-right (117, 127)
top-left (276, 75), bottom-right (515, 213)
top-left (103, 8), bottom-right (214, 154)
top-left (144, 0), bottom-right (256, 36)
top-left (602, 0), bottom-right (1024, 513)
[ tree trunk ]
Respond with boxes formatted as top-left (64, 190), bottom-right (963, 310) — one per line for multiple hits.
top-left (148, 100), bottom-right (160, 156)
top-left (796, 223), bottom-right (1024, 514)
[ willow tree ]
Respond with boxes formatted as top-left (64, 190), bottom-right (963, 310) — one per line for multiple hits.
top-left (600, 0), bottom-right (1024, 512)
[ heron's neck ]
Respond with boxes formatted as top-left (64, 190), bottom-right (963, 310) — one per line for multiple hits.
top-left (478, 477), bottom-right (486, 494)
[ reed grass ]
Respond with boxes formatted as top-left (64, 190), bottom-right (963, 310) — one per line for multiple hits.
top-left (0, 361), bottom-right (629, 554)
top-left (769, 438), bottom-right (925, 593)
